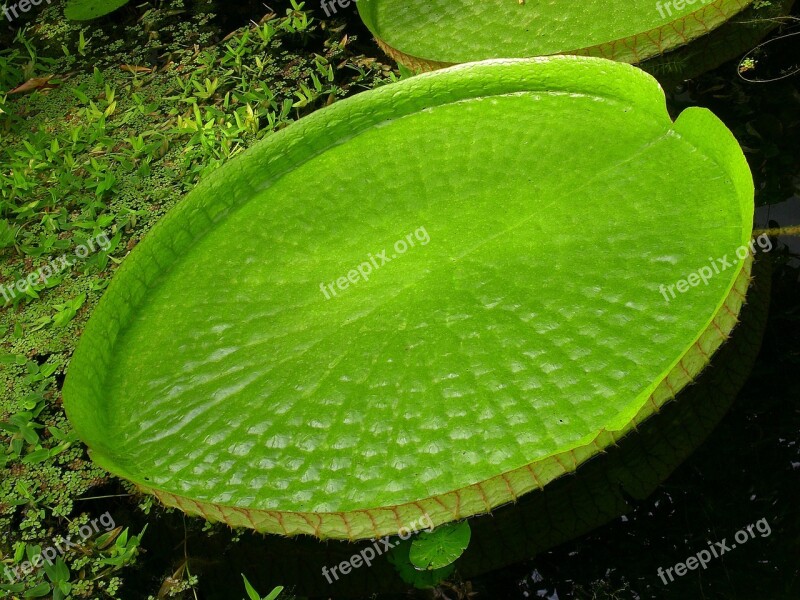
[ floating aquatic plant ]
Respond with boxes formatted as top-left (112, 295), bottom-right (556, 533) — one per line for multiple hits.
top-left (357, 0), bottom-right (755, 71)
top-left (63, 56), bottom-right (754, 540)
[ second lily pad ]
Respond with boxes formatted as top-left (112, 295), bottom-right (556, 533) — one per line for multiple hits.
top-left (358, 0), bottom-right (755, 71)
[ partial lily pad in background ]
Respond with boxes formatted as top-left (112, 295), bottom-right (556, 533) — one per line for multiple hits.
top-left (63, 57), bottom-right (754, 540)
top-left (409, 522), bottom-right (471, 570)
top-left (357, 0), bottom-right (754, 71)
top-left (65, 0), bottom-right (131, 21)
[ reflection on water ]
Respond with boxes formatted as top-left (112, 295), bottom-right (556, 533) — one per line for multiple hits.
top-left (739, 31), bottom-right (800, 83)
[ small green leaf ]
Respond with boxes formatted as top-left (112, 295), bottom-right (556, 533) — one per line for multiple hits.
top-left (264, 586), bottom-right (284, 600)
top-left (40, 362), bottom-right (59, 378)
top-left (21, 448), bottom-right (51, 464)
top-left (55, 559), bottom-right (69, 583)
top-left (388, 541), bottom-right (454, 589)
top-left (409, 521), bottom-right (471, 570)
top-left (10, 437), bottom-right (24, 457)
top-left (241, 574), bottom-right (260, 600)
top-left (52, 293), bottom-right (86, 327)
top-left (94, 526), bottom-right (121, 549)
top-left (23, 583), bottom-right (51, 598)
top-left (26, 544), bottom-right (42, 562)
top-left (0, 219), bottom-right (16, 248)
top-left (0, 352), bottom-right (23, 365)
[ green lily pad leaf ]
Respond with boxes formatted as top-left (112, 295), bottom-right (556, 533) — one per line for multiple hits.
top-left (388, 541), bottom-right (456, 589)
top-left (409, 522), bottom-right (471, 570)
top-left (357, 0), bottom-right (755, 71)
top-left (65, 0), bottom-right (130, 21)
top-left (63, 56), bottom-right (754, 541)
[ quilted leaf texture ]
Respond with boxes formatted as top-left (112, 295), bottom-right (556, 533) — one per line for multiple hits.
top-left (63, 57), bottom-right (754, 540)
top-left (357, 0), bottom-right (754, 71)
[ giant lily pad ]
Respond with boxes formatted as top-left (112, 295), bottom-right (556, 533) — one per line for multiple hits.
top-left (63, 57), bottom-right (754, 541)
top-left (357, 0), bottom-right (754, 71)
